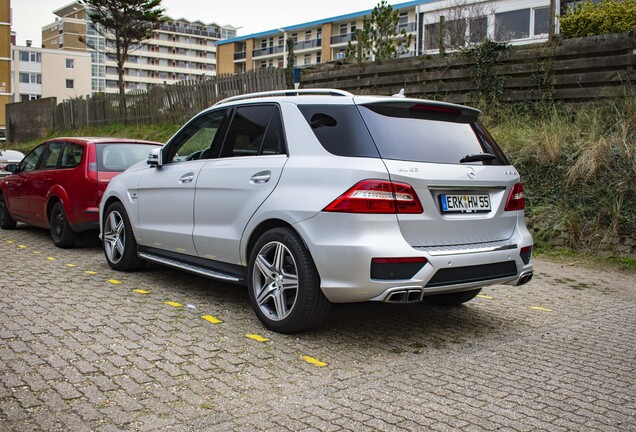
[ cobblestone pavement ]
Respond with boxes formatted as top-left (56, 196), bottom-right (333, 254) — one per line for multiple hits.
top-left (0, 225), bottom-right (635, 431)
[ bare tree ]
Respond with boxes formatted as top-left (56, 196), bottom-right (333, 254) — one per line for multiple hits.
top-left (422, 0), bottom-right (493, 53)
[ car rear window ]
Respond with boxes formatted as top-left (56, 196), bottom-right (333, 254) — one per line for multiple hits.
top-left (96, 143), bottom-right (158, 172)
top-left (298, 105), bottom-right (379, 158)
top-left (358, 103), bottom-right (510, 165)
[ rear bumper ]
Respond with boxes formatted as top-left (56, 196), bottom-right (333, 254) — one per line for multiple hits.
top-left (294, 212), bottom-right (533, 303)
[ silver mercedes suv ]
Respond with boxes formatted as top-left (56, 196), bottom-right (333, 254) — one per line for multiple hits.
top-left (100, 89), bottom-right (533, 333)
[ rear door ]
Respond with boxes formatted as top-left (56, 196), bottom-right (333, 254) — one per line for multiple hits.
top-left (357, 101), bottom-right (519, 247)
top-left (28, 141), bottom-right (65, 223)
top-left (193, 104), bottom-right (288, 265)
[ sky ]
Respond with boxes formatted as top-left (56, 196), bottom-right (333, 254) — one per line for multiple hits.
top-left (11, 0), bottom-right (409, 47)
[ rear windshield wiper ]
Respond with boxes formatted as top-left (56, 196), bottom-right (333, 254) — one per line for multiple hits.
top-left (460, 153), bottom-right (497, 163)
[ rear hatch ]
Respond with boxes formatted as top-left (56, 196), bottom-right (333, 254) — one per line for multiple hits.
top-left (356, 100), bottom-right (520, 248)
top-left (94, 143), bottom-right (159, 204)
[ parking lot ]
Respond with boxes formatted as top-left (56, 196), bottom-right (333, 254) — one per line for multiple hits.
top-left (1, 225), bottom-right (635, 431)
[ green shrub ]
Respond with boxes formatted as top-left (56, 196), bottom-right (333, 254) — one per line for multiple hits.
top-left (560, 0), bottom-right (636, 38)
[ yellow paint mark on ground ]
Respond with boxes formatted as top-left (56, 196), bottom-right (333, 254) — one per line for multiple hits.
top-left (6, 240), bottom-right (14, 244)
top-left (133, 289), bottom-right (151, 294)
top-left (165, 301), bottom-right (182, 307)
top-left (32, 251), bottom-right (41, 255)
top-left (85, 271), bottom-right (98, 275)
top-left (47, 257), bottom-right (56, 261)
top-left (529, 306), bottom-right (553, 312)
top-left (301, 356), bottom-right (328, 367)
top-left (246, 334), bottom-right (269, 343)
top-left (202, 315), bottom-right (223, 324)
top-left (66, 264), bottom-right (77, 267)
top-left (108, 279), bottom-right (122, 285)
top-left (18, 245), bottom-right (27, 249)
top-left (477, 294), bottom-right (493, 300)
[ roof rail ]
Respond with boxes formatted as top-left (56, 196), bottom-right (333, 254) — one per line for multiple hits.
top-left (214, 88), bottom-right (354, 106)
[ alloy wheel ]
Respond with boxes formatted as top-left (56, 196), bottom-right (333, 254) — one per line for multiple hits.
top-left (103, 210), bottom-right (125, 264)
top-left (252, 241), bottom-right (299, 321)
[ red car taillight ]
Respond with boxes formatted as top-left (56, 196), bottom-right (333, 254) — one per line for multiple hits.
top-left (87, 145), bottom-right (98, 182)
top-left (505, 182), bottom-right (525, 211)
top-left (323, 180), bottom-right (423, 214)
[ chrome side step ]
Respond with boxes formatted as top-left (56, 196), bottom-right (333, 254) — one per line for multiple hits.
top-left (138, 251), bottom-right (241, 283)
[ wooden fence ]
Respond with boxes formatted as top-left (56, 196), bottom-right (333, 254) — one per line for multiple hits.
top-left (301, 32), bottom-right (636, 105)
top-left (55, 67), bottom-right (287, 130)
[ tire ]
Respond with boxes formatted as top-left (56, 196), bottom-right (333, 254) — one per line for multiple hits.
top-left (0, 194), bottom-right (17, 230)
top-left (50, 201), bottom-right (77, 248)
top-left (103, 201), bottom-right (146, 271)
top-left (425, 288), bottom-right (481, 306)
top-left (248, 227), bottom-right (331, 334)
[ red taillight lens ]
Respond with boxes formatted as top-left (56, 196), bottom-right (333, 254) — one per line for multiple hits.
top-left (323, 180), bottom-right (423, 214)
top-left (87, 145), bottom-right (97, 182)
top-left (505, 182), bottom-right (525, 211)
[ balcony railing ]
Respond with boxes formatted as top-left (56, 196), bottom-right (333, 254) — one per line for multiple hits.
top-left (252, 45), bottom-right (284, 57)
top-left (331, 32), bottom-right (356, 44)
top-left (295, 38), bottom-right (322, 50)
top-left (397, 22), bottom-right (417, 33)
top-left (234, 51), bottom-right (246, 60)
top-left (159, 24), bottom-right (222, 39)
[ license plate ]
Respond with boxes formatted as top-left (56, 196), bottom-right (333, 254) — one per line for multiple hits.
top-left (440, 194), bottom-right (491, 213)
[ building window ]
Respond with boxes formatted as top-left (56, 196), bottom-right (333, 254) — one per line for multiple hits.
top-left (469, 16), bottom-right (488, 44)
top-left (533, 7), bottom-right (550, 36)
top-left (66, 58), bottom-right (74, 69)
top-left (19, 51), bottom-right (29, 61)
top-left (316, 52), bottom-right (322, 64)
top-left (305, 30), bottom-right (312, 41)
top-left (495, 9), bottom-right (531, 41)
top-left (304, 54), bottom-right (311, 65)
top-left (66, 79), bottom-right (74, 89)
top-left (19, 73), bottom-right (41, 84)
top-left (340, 24), bottom-right (348, 35)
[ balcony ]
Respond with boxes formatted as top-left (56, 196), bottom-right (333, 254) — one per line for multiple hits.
top-left (295, 38), bottom-right (322, 51)
top-left (331, 32), bottom-right (357, 45)
top-left (159, 24), bottom-right (222, 39)
top-left (252, 45), bottom-right (284, 58)
top-left (234, 51), bottom-right (246, 60)
top-left (397, 22), bottom-right (417, 33)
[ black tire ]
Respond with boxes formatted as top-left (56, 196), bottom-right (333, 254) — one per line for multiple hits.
top-left (248, 227), bottom-right (331, 334)
top-left (50, 201), bottom-right (77, 248)
top-left (103, 201), bottom-right (146, 271)
top-left (0, 193), bottom-right (17, 230)
top-left (425, 288), bottom-right (481, 306)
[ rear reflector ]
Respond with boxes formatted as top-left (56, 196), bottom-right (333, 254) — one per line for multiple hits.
top-left (505, 182), bottom-right (525, 211)
top-left (520, 245), bottom-right (532, 265)
top-left (324, 179), bottom-right (423, 214)
top-left (371, 257), bottom-right (428, 280)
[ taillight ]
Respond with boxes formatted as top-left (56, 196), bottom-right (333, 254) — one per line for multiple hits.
top-left (87, 145), bottom-right (97, 182)
top-left (323, 180), bottom-right (423, 214)
top-left (505, 182), bottom-right (525, 211)
top-left (520, 245), bottom-right (532, 265)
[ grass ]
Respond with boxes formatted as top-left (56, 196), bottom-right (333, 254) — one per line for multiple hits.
top-left (10, 122), bottom-right (182, 154)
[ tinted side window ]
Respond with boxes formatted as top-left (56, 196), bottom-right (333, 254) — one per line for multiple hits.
top-left (166, 109), bottom-right (228, 163)
top-left (38, 142), bottom-right (64, 169)
top-left (60, 143), bottom-right (83, 168)
top-left (18, 145), bottom-right (46, 172)
top-left (221, 105), bottom-right (285, 158)
top-left (298, 105), bottom-right (379, 158)
top-left (358, 104), bottom-right (509, 165)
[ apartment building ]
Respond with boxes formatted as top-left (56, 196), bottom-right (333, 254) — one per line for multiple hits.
top-left (217, 0), bottom-right (421, 74)
top-left (0, 0), bottom-right (12, 137)
top-left (11, 43), bottom-right (91, 102)
top-left (217, 0), bottom-right (559, 74)
top-left (41, 1), bottom-right (237, 94)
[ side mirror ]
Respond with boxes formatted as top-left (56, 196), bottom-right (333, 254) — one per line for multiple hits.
top-left (147, 147), bottom-right (163, 168)
top-left (3, 163), bottom-right (18, 173)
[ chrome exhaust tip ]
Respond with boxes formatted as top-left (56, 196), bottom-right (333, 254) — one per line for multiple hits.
top-left (516, 271), bottom-right (534, 286)
top-left (385, 288), bottom-right (424, 303)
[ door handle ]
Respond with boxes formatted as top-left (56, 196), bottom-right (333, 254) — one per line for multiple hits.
top-left (250, 171), bottom-right (271, 184)
top-left (179, 173), bottom-right (194, 184)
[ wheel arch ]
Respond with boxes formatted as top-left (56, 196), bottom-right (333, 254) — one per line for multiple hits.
top-left (244, 219), bottom-right (296, 265)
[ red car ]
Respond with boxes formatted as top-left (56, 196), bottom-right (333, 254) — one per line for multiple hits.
top-left (0, 137), bottom-right (162, 248)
